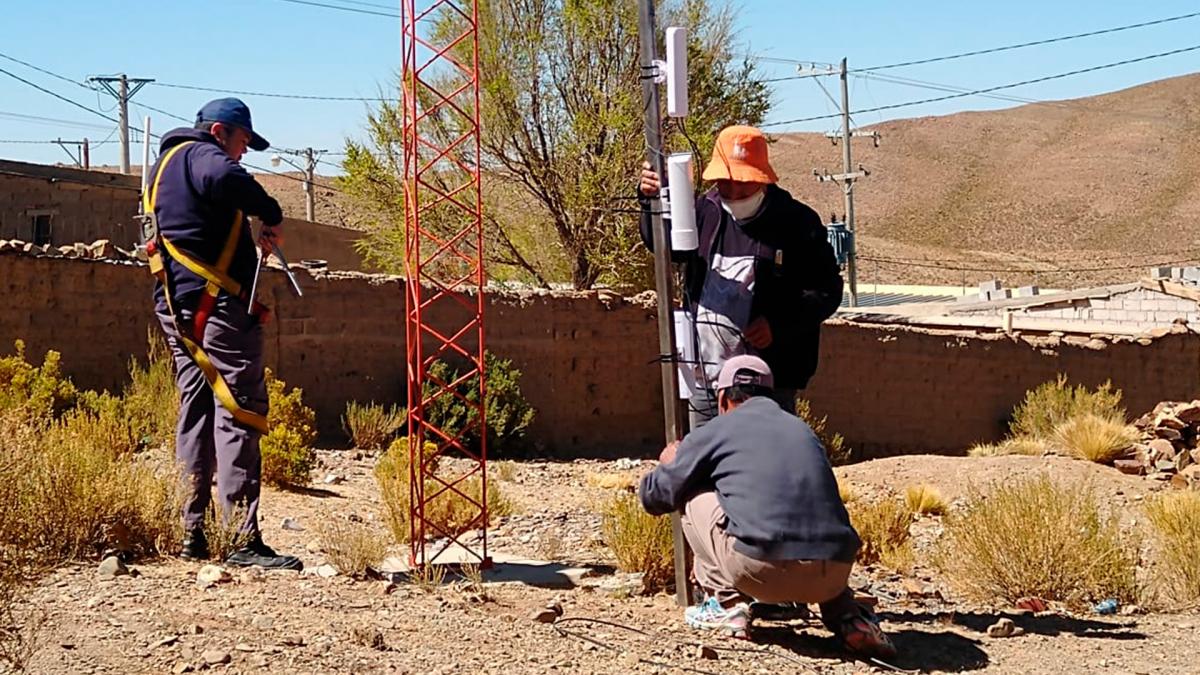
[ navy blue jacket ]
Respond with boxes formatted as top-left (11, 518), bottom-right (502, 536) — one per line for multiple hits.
top-left (640, 185), bottom-right (843, 390)
top-left (149, 128), bottom-right (283, 304)
top-left (640, 397), bottom-right (860, 563)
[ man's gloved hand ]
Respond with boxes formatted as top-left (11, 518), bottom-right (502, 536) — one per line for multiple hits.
top-left (259, 223), bottom-right (284, 255)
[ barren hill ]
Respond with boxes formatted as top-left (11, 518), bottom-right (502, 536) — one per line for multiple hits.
top-left (771, 72), bottom-right (1200, 287)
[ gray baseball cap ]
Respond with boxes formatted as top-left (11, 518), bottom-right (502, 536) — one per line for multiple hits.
top-left (715, 355), bottom-right (774, 391)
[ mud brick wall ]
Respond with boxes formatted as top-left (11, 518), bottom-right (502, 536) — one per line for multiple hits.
top-left (2, 254), bottom-right (1197, 458)
top-left (803, 322), bottom-right (1200, 457)
top-left (0, 167), bottom-right (141, 247)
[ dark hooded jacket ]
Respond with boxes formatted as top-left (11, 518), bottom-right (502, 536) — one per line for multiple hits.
top-left (148, 128), bottom-right (283, 305)
top-left (640, 184), bottom-right (843, 390)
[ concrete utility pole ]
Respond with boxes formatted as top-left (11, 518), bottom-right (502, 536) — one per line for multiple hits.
top-left (302, 147), bottom-right (324, 222)
top-left (88, 74), bottom-right (154, 174)
top-left (798, 58), bottom-right (878, 307)
top-left (637, 0), bottom-right (691, 608)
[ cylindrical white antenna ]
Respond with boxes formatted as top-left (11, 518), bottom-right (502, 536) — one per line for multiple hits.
top-left (665, 152), bottom-right (697, 251)
top-left (665, 27), bottom-right (688, 118)
top-left (140, 116), bottom-right (152, 197)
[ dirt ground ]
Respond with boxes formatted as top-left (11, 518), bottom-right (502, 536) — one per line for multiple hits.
top-left (18, 452), bottom-right (1199, 675)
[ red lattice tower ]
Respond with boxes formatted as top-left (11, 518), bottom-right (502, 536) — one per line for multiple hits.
top-left (399, 0), bottom-right (489, 568)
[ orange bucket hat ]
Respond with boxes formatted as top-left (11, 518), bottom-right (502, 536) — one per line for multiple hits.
top-left (701, 125), bottom-right (778, 184)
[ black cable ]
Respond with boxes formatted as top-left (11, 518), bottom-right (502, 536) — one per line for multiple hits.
top-left (0, 66), bottom-right (121, 126)
top-left (149, 81), bottom-right (397, 102)
top-left (0, 51), bottom-right (92, 90)
top-left (858, 11), bottom-right (1200, 72)
top-left (263, 0), bottom-right (399, 18)
top-left (762, 43), bottom-right (1200, 128)
top-left (0, 110), bottom-right (114, 132)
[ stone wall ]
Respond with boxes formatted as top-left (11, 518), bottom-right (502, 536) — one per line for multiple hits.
top-left (2, 253), bottom-right (1197, 458)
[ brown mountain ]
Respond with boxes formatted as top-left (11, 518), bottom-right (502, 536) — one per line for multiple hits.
top-left (769, 72), bottom-right (1200, 287)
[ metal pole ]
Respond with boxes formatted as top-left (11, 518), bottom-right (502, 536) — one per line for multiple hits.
top-left (141, 116), bottom-right (152, 197)
top-left (303, 147), bottom-right (315, 222)
top-left (82, 138), bottom-right (89, 170)
top-left (118, 74), bottom-right (130, 175)
top-left (638, 0), bottom-right (691, 608)
top-left (839, 59), bottom-right (858, 307)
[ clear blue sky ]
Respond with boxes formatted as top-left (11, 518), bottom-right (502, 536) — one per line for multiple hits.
top-left (1, 0), bottom-right (1198, 170)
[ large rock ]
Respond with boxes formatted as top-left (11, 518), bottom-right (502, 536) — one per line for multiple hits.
top-left (97, 556), bottom-right (129, 578)
top-left (88, 239), bottom-right (115, 259)
top-left (1176, 402), bottom-right (1200, 425)
top-left (1148, 439), bottom-right (1177, 464)
top-left (1114, 459), bottom-right (1145, 476)
top-left (196, 564), bottom-right (231, 588)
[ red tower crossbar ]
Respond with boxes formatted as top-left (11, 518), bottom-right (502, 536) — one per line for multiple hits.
top-left (399, 0), bottom-right (489, 568)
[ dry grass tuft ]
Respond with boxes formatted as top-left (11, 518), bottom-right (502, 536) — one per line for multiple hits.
top-left (1053, 414), bottom-right (1137, 465)
top-left (796, 399), bottom-right (850, 465)
top-left (1143, 492), bottom-right (1200, 607)
top-left (968, 437), bottom-right (1048, 457)
top-left (375, 437), bottom-right (512, 545)
top-left (937, 474), bottom-right (1137, 609)
top-left (319, 519), bottom-right (388, 578)
top-left (838, 482), bottom-right (857, 504)
top-left (1010, 375), bottom-right (1125, 441)
top-left (342, 401), bottom-right (406, 451)
top-left (848, 498), bottom-right (915, 572)
top-left (202, 503), bottom-right (252, 563)
top-left (905, 484), bottom-right (948, 516)
top-left (409, 562), bottom-right (447, 593)
top-left (599, 491), bottom-right (674, 591)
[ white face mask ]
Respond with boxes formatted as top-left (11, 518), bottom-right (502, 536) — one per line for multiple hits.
top-left (719, 189), bottom-right (766, 221)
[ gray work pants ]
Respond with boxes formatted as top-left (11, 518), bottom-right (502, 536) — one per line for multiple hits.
top-left (155, 293), bottom-right (268, 535)
top-left (688, 387), bottom-right (798, 431)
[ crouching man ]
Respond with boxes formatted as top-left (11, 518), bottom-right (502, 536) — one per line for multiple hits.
top-left (638, 355), bottom-right (894, 657)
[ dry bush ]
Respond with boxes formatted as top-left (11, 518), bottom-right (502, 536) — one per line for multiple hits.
top-left (1053, 414), bottom-right (1136, 465)
top-left (599, 491), bottom-right (674, 591)
top-left (937, 474), bottom-right (1137, 609)
top-left (342, 401), bottom-right (406, 451)
top-left (375, 436), bottom-right (512, 544)
top-left (262, 370), bottom-right (317, 487)
top-left (905, 484), bottom-right (948, 516)
top-left (202, 503), bottom-right (252, 562)
top-left (968, 437), bottom-right (1048, 457)
top-left (493, 461), bottom-right (517, 482)
top-left (796, 399), bottom-right (850, 465)
top-left (1010, 375), bottom-right (1125, 441)
top-left (0, 340), bottom-right (78, 422)
top-left (1144, 492), bottom-right (1200, 607)
top-left (848, 498), bottom-right (914, 571)
top-left (409, 562), bottom-right (447, 593)
top-left (120, 330), bottom-right (177, 451)
top-left (838, 482), bottom-right (857, 504)
top-left (319, 519), bottom-right (388, 578)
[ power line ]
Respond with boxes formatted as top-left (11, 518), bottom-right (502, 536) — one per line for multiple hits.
top-left (149, 81), bottom-right (396, 102)
top-left (858, 11), bottom-right (1200, 72)
top-left (0, 51), bottom-right (91, 90)
top-left (762, 43), bottom-right (1200, 128)
top-left (132, 101), bottom-right (193, 124)
top-left (0, 110), bottom-right (115, 132)
top-left (0, 66), bottom-right (121, 126)
top-left (263, 0), bottom-right (399, 18)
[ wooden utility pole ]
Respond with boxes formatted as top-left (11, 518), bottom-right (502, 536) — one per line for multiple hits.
top-left (799, 59), bottom-right (879, 307)
top-left (637, 0), bottom-right (691, 608)
top-left (302, 148), bottom-right (326, 222)
top-left (88, 74), bottom-right (154, 174)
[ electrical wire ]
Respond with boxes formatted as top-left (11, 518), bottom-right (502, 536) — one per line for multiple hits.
top-left (262, 0), bottom-right (400, 18)
top-left (761, 43), bottom-right (1200, 128)
top-left (0, 51), bottom-right (91, 90)
top-left (857, 11), bottom-right (1200, 72)
top-left (149, 81), bottom-right (397, 102)
top-left (0, 66), bottom-right (122, 127)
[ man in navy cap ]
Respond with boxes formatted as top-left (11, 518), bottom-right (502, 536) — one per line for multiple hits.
top-left (639, 355), bottom-right (894, 658)
top-left (144, 97), bottom-right (300, 570)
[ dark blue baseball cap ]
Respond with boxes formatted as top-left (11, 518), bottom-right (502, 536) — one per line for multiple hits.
top-left (195, 98), bottom-right (269, 151)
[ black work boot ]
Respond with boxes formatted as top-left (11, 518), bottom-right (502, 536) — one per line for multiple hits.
top-left (226, 535), bottom-right (303, 571)
top-left (180, 528), bottom-right (209, 561)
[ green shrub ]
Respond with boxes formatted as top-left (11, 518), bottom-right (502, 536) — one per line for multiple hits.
top-left (937, 474), bottom-right (1137, 609)
top-left (375, 436), bottom-right (511, 544)
top-left (420, 352), bottom-right (535, 456)
top-left (343, 401), bottom-right (406, 450)
top-left (796, 399), bottom-right (849, 465)
top-left (266, 369), bottom-right (317, 446)
top-left (120, 331), bottom-right (177, 451)
top-left (1010, 375), bottom-right (1125, 441)
top-left (600, 490), bottom-right (674, 591)
top-left (0, 340), bottom-right (78, 422)
top-left (260, 427), bottom-right (316, 488)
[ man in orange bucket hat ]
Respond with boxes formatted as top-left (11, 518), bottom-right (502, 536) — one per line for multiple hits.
top-left (639, 125), bottom-right (843, 429)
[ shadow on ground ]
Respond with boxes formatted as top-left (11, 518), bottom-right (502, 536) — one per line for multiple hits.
top-left (754, 623), bottom-right (990, 672)
top-left (281, 485), bottom-right (344, 499)
top-left (881, 610), bottom-right (1146, 641)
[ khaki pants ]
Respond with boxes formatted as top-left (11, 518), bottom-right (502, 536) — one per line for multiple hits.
top-left (681, 491), bottom-right (857, 620)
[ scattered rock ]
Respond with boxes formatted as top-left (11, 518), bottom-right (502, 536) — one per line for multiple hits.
top-left (378, 582), bottom-right (398, 596)
top-left (310, 564), bottom-right (338, 579)
top-left (251, 615), bottom-right (275, 630)
top-left (172, 662), bottom-right (193, 674)
top-left (986, 618), bottom-right (1025, 638)
top-left (1015, 597), bottom-right (1048, 613)
top-left (235, 643), bottom-right (256, 652)
top-left (1114, 459), bottom-right (1145, 476)
top-left (281, 517), bottom-right (305, 532)
top-left (323, 474), bottom-right (343, 485)
top-left (614, 458), bottom-right (641, 470)
top-left (349, 627), bottom-right (387, 651)
top-left (545, 601), bottom-right (564, 618)
top-left (696, 645), bottom-right (719, 660)
top-left (186, 624), bottom-right (204, 635)
top-left (97, 556), bottom-right (129, 578)
top-left (88, 239), bottom-right (114, 259)
top-left (196, 564), bottom-right (231, 588)
top-left (152, 635), bottom-right (180, 649)
top-left (306, 541), bottom-right (324, 554)
top-left (1120, 604), bottom-right (1144, 616)
top-left (250, 654), bottom-right (270, 668)
top-left (201, 649), bottom-right (231, 666)
top-left (595, 572), bottom-right (646, 598)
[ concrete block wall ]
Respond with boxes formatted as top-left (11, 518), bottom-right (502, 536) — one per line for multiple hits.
top-left (2, 254), bottom-right (1197, 459)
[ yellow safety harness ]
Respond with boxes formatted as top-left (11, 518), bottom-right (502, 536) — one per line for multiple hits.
top-left (144, 141), bottom-right (270, 433)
